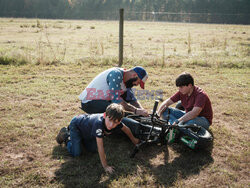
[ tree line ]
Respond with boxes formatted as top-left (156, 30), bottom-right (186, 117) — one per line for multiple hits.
top-left (0, 0), bottom-right (249, 24)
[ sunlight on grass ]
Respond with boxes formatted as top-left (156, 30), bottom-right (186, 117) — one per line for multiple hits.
top-left (0, 18), bottom-right (249, 187)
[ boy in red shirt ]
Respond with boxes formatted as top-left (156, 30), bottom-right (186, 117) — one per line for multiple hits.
top-left (157, 72), bottom-right (213, 130)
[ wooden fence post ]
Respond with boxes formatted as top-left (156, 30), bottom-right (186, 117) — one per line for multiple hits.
top-left (118, 8), bottom-right (124, 67)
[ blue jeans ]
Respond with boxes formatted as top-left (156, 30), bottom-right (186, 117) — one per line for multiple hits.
top-left (81, 100), bottom-right (111, 114)
top-left (81, 88), bottom-right (136, 114)
top-left (121, 117), bottom-right (141, 136)
top-left (67, 116), bottom-right (97, 157)
top-left (162, 107), bottom-right (210, 130)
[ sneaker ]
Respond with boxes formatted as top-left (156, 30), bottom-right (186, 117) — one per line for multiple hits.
top-left (56, 127), bottom-right (69, 144)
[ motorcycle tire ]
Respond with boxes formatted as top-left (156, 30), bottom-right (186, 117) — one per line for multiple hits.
top-left (179, 126), bottom-right (213, 150)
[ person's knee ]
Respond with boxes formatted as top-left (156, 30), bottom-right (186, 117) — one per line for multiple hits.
top-left (162, 107), bottom-right (172, 118)
top-left (202, 123), bottom-right (210, 130)
top-left (67, 140), bottom-right (83, 157)
top-left (184, 119), bottom-right (195, 125)
top-left (81, 102), bottom-right (91, 113)
top-left (184, 119), bottom-right (210, 130)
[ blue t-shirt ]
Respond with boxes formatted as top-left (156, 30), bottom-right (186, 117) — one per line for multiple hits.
top-left (75, 114), bottom-right (123, 140)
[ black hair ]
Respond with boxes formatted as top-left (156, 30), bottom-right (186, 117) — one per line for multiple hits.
top-left (106, 103), bottom-right (124, 122)
top-left (176, 72), bottom-right (194, 87)
top-left (125, 77), bottom-right (138, 88)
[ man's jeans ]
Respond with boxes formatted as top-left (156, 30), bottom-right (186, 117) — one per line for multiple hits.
top-left (66, 116), bottom-right (97, 157)
top-left (162, 107), bottom-right (210, 130)
top-left (81, 88), bottom-right (136, 114)
top-left (81, 100), bottom-right (111, 114)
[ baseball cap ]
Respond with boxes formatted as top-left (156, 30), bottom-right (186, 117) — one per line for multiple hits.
top-left (133, 66), bottom-right (148, 89)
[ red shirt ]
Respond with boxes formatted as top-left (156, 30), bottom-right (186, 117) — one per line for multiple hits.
top-left (170, 86), bottom-right (213, 124)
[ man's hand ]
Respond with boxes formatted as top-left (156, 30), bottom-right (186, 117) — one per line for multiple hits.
top-left (136, 108), bottom-right (149, 116)
top-left (104, 165), bottom-right (115, 174)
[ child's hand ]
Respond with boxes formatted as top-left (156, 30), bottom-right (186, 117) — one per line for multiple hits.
top-left (104, 166), bottom-right (115, 174)
top-left (134, 138), bottom-right (140, 145)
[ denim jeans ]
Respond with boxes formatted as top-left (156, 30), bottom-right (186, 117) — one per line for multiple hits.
top-left (162, 107), bottom-right (210, 130)
top-left (67, 116), bottom-right (97, 157)
top-left (81, 100), bottom-right (111, 114)
top-left (121, 117), bottom-right (141, 136)
top-left (81, 89), bottom-right (136, 114)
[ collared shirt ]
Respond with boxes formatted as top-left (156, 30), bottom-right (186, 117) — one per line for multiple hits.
top-left (170, 86), bottom-right (213, 124)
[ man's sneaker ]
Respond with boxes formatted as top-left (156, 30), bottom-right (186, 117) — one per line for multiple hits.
top-left (56, 127), bottom-right (69, 144)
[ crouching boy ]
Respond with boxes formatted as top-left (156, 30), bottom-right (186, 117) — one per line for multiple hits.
top-left (56, 103), bottom-right (139, 174)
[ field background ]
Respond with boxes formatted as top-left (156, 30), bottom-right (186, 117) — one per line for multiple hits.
top-left (0, 18), bottom-right (249, 187)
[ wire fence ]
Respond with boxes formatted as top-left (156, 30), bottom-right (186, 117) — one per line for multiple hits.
top-left (124, 11), bottom-right (250, 24)
top-left (0, 10), bottom-right (249, 24)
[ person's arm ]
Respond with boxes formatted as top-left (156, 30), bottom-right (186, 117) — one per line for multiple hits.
top-left (96, 137), bottom-right (114, 174)
top-left (120, 100), bottom-right (136, 112)
top-left (157, 98), bottom-right (174, 116)
top-left (175, 106), bottom-right (202, 124)
top-left (120, 100), bottom-right (148, 116)
top-left (130, 100), bottom-right (143, 109)
top-left (121, 125), bottom-right (140, 145)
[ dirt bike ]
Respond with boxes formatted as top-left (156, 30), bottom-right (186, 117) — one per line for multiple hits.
top-left (125, 100), bottom-right (213, 158)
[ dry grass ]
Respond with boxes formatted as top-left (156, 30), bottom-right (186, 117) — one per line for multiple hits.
top-left (0, 18), bottom-right (249, 187)
top-left (0, 18), bottom-right (249, 68)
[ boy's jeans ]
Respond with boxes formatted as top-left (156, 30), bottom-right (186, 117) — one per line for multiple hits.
top-left (162, 107), bottom-right (210, 130)
top-left (66, 116), bottom-right (97, 157)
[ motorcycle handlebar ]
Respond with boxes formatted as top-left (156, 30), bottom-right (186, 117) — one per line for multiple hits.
top-left (152, 100), bottom-right (159, 116)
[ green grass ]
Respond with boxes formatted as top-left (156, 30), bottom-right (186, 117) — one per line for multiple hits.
top-left (0, 18), bottom-right (249, 187)
top-left (0, 56), bottom-right (28, 66)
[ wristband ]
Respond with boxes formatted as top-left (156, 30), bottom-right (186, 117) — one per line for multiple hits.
top-left (175, 119), bottom-right (179, 124)
top-left (134, 108), bottom-right (137, 114)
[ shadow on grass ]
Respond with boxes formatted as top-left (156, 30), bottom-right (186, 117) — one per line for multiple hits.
top-left (150, 143), bottom-right (214, 186)
top-left (52, 135), bottom-right (141, 187)
top-left (52, 135), bottom-right (213, 187)
top-left (52, 144), bottom-right (107, 187)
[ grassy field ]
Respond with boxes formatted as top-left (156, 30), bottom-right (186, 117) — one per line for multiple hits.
top-left (0, 18), bottom-right (249, 187)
